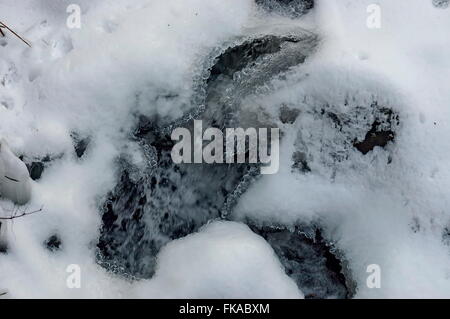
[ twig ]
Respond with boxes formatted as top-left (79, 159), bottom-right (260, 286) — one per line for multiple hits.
top-left (0, 21), bottom-right (31, 47)
top-left (0, 206), bottom-right (44, 220)
top-left (4, 175), bottom-right (20, 182)
top-left (0, 291), bottom-right (7, 297)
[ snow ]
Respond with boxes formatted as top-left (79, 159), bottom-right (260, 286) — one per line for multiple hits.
top-left (0, 0), bottom-right (450, 298)
top-left (234, 0), bottom-right (450, 298)
top-left (0, 138), bottom-right (32, 205)
top-left (133, 221), bottom-right (303, 299)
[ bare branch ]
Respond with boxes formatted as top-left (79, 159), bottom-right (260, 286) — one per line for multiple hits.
top-left (0, 21), bottom-right (31, 47)
top-left (0, 206), bottom-right (44, 220)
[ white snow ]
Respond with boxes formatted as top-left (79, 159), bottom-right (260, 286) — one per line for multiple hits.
top-left (0, 138), bottom-right (31, 205)
top-left (0, 0), bottom-right (450, 298)
top-left (233, 0), bottom-right (450, 298)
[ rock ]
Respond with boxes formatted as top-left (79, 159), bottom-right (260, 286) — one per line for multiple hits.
top-left (255, 0), bottom-right (314, 18)
top-left (71, 133), bottom-right (90, 158)
top-left (22, 154), bottom-right (62, 181)
top-left (209, 35), bottom-right (304, 83)
top-left (202, 31), bottom-right (317, 132)
top-left (97, 30), bottom-right (318, 279)
top-left (44, 234), bottom-right (62, 252)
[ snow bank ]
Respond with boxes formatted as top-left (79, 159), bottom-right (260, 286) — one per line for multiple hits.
top-left (1, 0), bottom-right (450, 299)
top-left (133, 221), bottom-right (303, 299)
top-left (233, 0), bottom-right (450, 298)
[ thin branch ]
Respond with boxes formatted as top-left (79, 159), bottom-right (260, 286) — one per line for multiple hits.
top-left (4, 175), bottom-right (19, 182)
top-left (0, 291), bottom-right (7, 297)
top-left (0, 206), bottom-right (44, 220)
top-left (0, 21), bottom-right (31, 47)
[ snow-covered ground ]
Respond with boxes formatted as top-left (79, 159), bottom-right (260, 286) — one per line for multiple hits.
top-left (0, 0), bottom-right (449, 298)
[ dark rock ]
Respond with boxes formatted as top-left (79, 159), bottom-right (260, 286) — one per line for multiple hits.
top-left (353, 108), bottom-right (398, 155)
top-left (75, 138), bottom-right (90, 158)
top-left (292, 151), bottom-right (310, 173)
top-left (353, 125), bottom-right (394, 155)
top-left (209, 35), bottom-right (303, 83)
top-left (45, 234), bottom-right (62, 252)
top-left (98, 131), bottom-right (255, 278)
